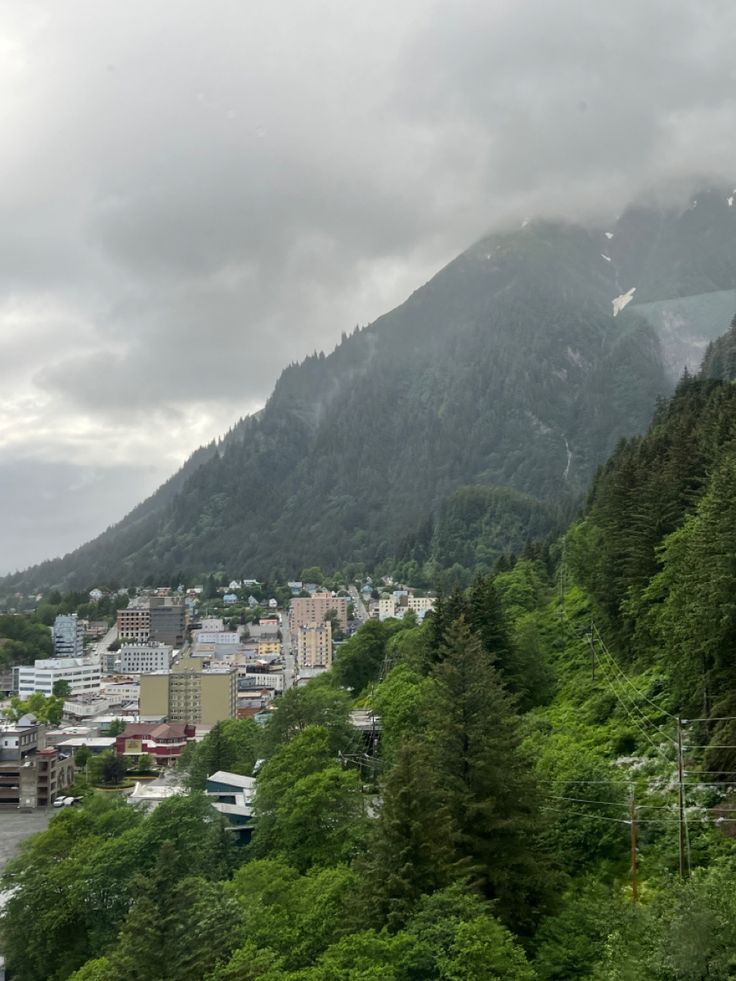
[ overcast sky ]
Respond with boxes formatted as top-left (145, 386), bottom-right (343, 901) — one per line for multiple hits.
top-left (1, 0), bottom-right (735, 573)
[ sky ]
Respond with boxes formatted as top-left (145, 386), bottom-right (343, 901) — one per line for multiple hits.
top-left (1, 0), bottom-right (735, 573)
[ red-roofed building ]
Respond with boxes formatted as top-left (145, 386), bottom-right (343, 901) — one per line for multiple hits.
top-left (115, 722), bottom-right (196, 766)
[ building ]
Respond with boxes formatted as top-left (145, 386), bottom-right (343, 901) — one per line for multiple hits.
top-left (14, 657), bottom-right (101, 699)
top-left (117, 605), bottom-right (151, 643)
top-left (0, 746), bottom-right (74, 809)
top-left (289, 594), bottom-right (348, 633)
top-left (118, 642), bottom-right (172, 674)
top-left (206, 770), bottom-right (255, 843)
top-left (53, 613), bottom-right (85, 657)
top-left (115, 721), bottom-right (196, 766)
top-left (378, 598), bottom-right (396, 621)
top-left (195, 631), bottom-right (240, 646)
top-left (139, 662), bottom-right (237, 726)
top-left (407, 596), bottom-right (436, 618)
top-left (0, 715), bottom-right (44, 761)
top-left (295, 620), bottom-right (332, 669)
top-left (149, 598), bottom-right (186, 647)
top-left (117, 597), bottom-right (186, 647)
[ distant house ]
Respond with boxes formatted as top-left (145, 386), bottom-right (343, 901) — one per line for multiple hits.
top-left (89, 588), bottom-right (104, 602)
top-left (287, 581), bottom-right (303, 595)
top-left (206, 770), bottom-right (255, 843)
top-left (222, 593), bottom-right (238, 605)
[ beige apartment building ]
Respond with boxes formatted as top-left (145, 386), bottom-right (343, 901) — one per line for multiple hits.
top-left (295, 620), bottom-right (333, 669)
top-left (139, 659), bottom-right (237, 725)
top-left (289, 593), bottom-right (348, 632)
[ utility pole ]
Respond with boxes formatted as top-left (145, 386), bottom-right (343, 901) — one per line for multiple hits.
top-left (629, 788), bottom-right (638, 903)
top-left (677, 717), bottom-right (687, 880)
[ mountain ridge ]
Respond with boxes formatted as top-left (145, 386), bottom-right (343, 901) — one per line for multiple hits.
top-left (5, 186), bottom-right (736, 591)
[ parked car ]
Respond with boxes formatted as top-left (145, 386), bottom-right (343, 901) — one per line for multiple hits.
top-left (52, 796), bottom-right (79, 808)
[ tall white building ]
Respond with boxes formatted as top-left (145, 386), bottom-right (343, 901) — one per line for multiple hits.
top-left (53, 614), bottom-right (85, 657)
top-left (15, 658), bottom-right (102, 699)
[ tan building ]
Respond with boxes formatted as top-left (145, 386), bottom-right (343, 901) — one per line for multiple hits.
top-left (140, 662), bottom-right (237, 726)
top-left (289, 593), bottom-right (348, 633)
top-left (295, 620), bottom-right (333, 669)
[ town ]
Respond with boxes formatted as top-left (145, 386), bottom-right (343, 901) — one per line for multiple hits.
top-left (0, 576), bottom-right (435, 813)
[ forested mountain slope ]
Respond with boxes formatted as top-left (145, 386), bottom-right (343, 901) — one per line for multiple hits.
top-left (7, 188), bottom-right (736, 591)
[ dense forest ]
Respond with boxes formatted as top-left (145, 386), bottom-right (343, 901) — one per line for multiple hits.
top-left (7, 362), bottom-right (736, 978)
top-left (6, 188), bottom-right (736, 594)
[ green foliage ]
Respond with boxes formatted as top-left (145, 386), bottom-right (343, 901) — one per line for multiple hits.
top-left (89, 750), bottom-right (127, 787)
top-left (253, 726), bottom-right (365, 871)
top-left (259, 678), bottom-right (357, 756)
top-left (6, 691), bottom-right (64, 725)
top-left (182, 718), bottom-right (260, 790)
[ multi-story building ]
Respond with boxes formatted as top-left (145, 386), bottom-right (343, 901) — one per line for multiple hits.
top-left (14, 657), bottom-right (101, 699)
top-left (0, 742), bottom-right (74, 809)
top-left (295, 620), bottom-right (332, 669)
top-left (117, 605), bottom-right (151, 643)
top-left (0, 716), bottom-right (44, 761)
top-left (139, 662), bottom-right (237, 726)
top-left (53, 613), bottom-right (85, 657)
top-left (118, 642), bottom-right (172, 674)
top-left (407, 596), bottom-right (436, 618)
top-left (116, 597), bottom-right (186, 647)
top-left (289, 594), bottom-right (348, 633)
top-left (149, 598), bottom-right (186, 648)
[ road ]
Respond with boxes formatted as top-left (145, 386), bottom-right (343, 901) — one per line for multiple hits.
top-left (92, 622), bottom-right (118, 659)
top-left (280, 620), bottom-right (296, 689)
top-left (348, 586), bottom-right (369, 623)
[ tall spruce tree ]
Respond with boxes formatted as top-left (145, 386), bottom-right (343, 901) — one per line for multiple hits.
top-left (424, 618), bottom-right (551, 932)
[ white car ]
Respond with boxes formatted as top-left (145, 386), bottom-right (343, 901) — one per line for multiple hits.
top-left (52, 795), bottom-right (79, 808)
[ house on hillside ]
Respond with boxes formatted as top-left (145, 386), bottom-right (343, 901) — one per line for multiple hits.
top-left (206, 770), bottom-right (255, 843)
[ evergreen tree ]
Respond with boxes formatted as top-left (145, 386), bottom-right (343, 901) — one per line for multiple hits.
top-left (423, 618), bottom-right (551, 931)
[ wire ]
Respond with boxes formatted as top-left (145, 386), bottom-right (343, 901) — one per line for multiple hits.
top-left (595, 650), bottom-right (676, 761)
top-left (683, 716), bottom-right (736, 724)
top-left (591, 623), bottom-right (677, 720)
top-left (543, 806), bottom-right (678, 827)
top-left (545, 795), bottom-right (675, 810)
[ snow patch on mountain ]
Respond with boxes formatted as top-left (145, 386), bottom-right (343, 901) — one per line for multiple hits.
top-left (613, 287), bottom-right (636, 316)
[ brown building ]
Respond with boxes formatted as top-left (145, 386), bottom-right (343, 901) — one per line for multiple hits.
top-left (289, 593), bottom-right (348, 633)
top-left (117, 606), bottom-right (151, 643)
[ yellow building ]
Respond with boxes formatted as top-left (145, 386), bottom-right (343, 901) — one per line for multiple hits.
top-left (258, 639), bottom-right (281, 657)
top-left (139, 664), bottom-right (237, 726)
top-left (295, 620), bottom-right (332, 669)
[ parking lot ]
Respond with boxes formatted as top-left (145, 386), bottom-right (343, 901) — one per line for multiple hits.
top-left (0, 810), bottom-right (53, 873)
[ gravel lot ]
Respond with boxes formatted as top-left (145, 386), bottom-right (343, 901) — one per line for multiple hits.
top-left (0, 809), bottom-right (53, 873)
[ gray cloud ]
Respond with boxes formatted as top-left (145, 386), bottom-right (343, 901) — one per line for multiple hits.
top-left (1, 0), bottom-right (735, 571)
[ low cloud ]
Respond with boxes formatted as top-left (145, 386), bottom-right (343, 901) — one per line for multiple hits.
top-left (2, 0), bottom-right (735, 569)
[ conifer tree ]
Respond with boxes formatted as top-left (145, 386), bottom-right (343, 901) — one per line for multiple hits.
top-left (424, 618), bottom-right (551, 931)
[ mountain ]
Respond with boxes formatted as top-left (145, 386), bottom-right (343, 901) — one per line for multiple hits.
top-left (6, 187), bottom-right (736, 591)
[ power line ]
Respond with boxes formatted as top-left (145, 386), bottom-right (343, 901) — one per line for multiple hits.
top-left (591, 623), bottom-right (677, 721)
